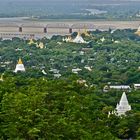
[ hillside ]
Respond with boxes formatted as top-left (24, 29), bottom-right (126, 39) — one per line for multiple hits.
top-left (1, 29), bottom-right (140, 139)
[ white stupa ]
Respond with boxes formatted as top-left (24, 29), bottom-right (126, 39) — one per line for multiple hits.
top-left (73, 32), bottom-right (87, 44)
top-left (14, 58), bottom-right (25, 73)
top-left (116, 92), bottom-right (131, 116)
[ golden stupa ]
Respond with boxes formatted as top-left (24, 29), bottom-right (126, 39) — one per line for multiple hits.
top-left (135, 26), bottom-right (140, 36)
top-left (38, 42), bottom-right (44, 49)
top-left (67, 36), bottom-right (73, 42)
top-left (77, 31), bottom-right (81, 36)
top-left (28, 39), bottom-right (35, 45)
top-left (63, 36), bottom-right (73, 42)
top-left (83, 28), bottom-right (91, 37)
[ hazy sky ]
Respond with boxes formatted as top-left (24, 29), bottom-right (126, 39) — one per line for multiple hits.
top-left (1, 0), bottom-right (140, 2)
top-left (0, 0), bottom-right (140, 17)
top-left (0, 0), bottom-right (140, 2)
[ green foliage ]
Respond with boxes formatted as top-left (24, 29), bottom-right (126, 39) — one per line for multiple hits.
top-left (0, 29), bottom-right (140, 139)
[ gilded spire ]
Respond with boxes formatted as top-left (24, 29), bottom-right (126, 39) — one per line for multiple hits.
top-left (28, 39), bottom-right (35, 45)
top-left (68, 36), bottom-right (72, 42)
top-left (18, 58), bottom-right (23, 64)
top-left (38, 42), bottom-right (44, 49)
top-left (135, 25), bottom-right (140, 36)
top-left (77, 31), bottom-right (81, 37)
top-left (83, 28), bottom-right (90, 37)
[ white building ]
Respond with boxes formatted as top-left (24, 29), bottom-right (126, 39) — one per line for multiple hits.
top-left (54, 74), bottom-right (62, 78)
top-left (84, 66), bottom-right (92, 71)
top-left (49, 68), bottom-right (59, 74)
top-left (103, 85), bottom-right (131, 92)
top-left (72, 68), bottom-right (82, 74)
top-left (14, 58), bottom-right (25, 73)
top-left (116, 92), bottom-right (131, 116)
top-left (114, 40), bottom-right (120, 44)
top-left (42, 69), bottom-right (47, 75)
top-left (134, 84), bottom-right (140, 90)
top-left (110, 85), bottom-right (131, 90)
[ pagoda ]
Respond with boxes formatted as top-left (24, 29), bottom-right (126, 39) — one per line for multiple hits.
top-left (73, 32), bottom-right (87, 44)
top-left (83, 28), bottom-right (91, 37)
top-left (116, 92), bottom-right (131, 116)
top-left (63, 36), bottom-right (73, 43)
top-left (37, 42), bottom-right (44, 49)
top-left (100, 37), bottom-right (105, 42)
top-left (135, 26), bottom-right (140, 36)
top-left (14, 58), bottom-right (25, 73)
top-left (28, 39), bottom-right (36, 45)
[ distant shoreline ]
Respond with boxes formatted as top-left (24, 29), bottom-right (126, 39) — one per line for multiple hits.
top-left (0, 17), bottom-right (30, 21)
top-left (0, 17), bottom-right (140, 23)
top-left (26, 18), bottom-right (140, 22)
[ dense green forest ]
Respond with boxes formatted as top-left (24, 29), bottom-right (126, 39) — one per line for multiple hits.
top-left (0, 29), bottom-right (140, 139)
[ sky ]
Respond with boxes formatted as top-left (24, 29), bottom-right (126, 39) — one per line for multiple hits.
top-left (1, 0), bottom-right (140, 1)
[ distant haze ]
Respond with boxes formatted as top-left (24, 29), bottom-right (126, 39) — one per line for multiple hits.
top-left (0, 0), bottom-right (140, 19)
